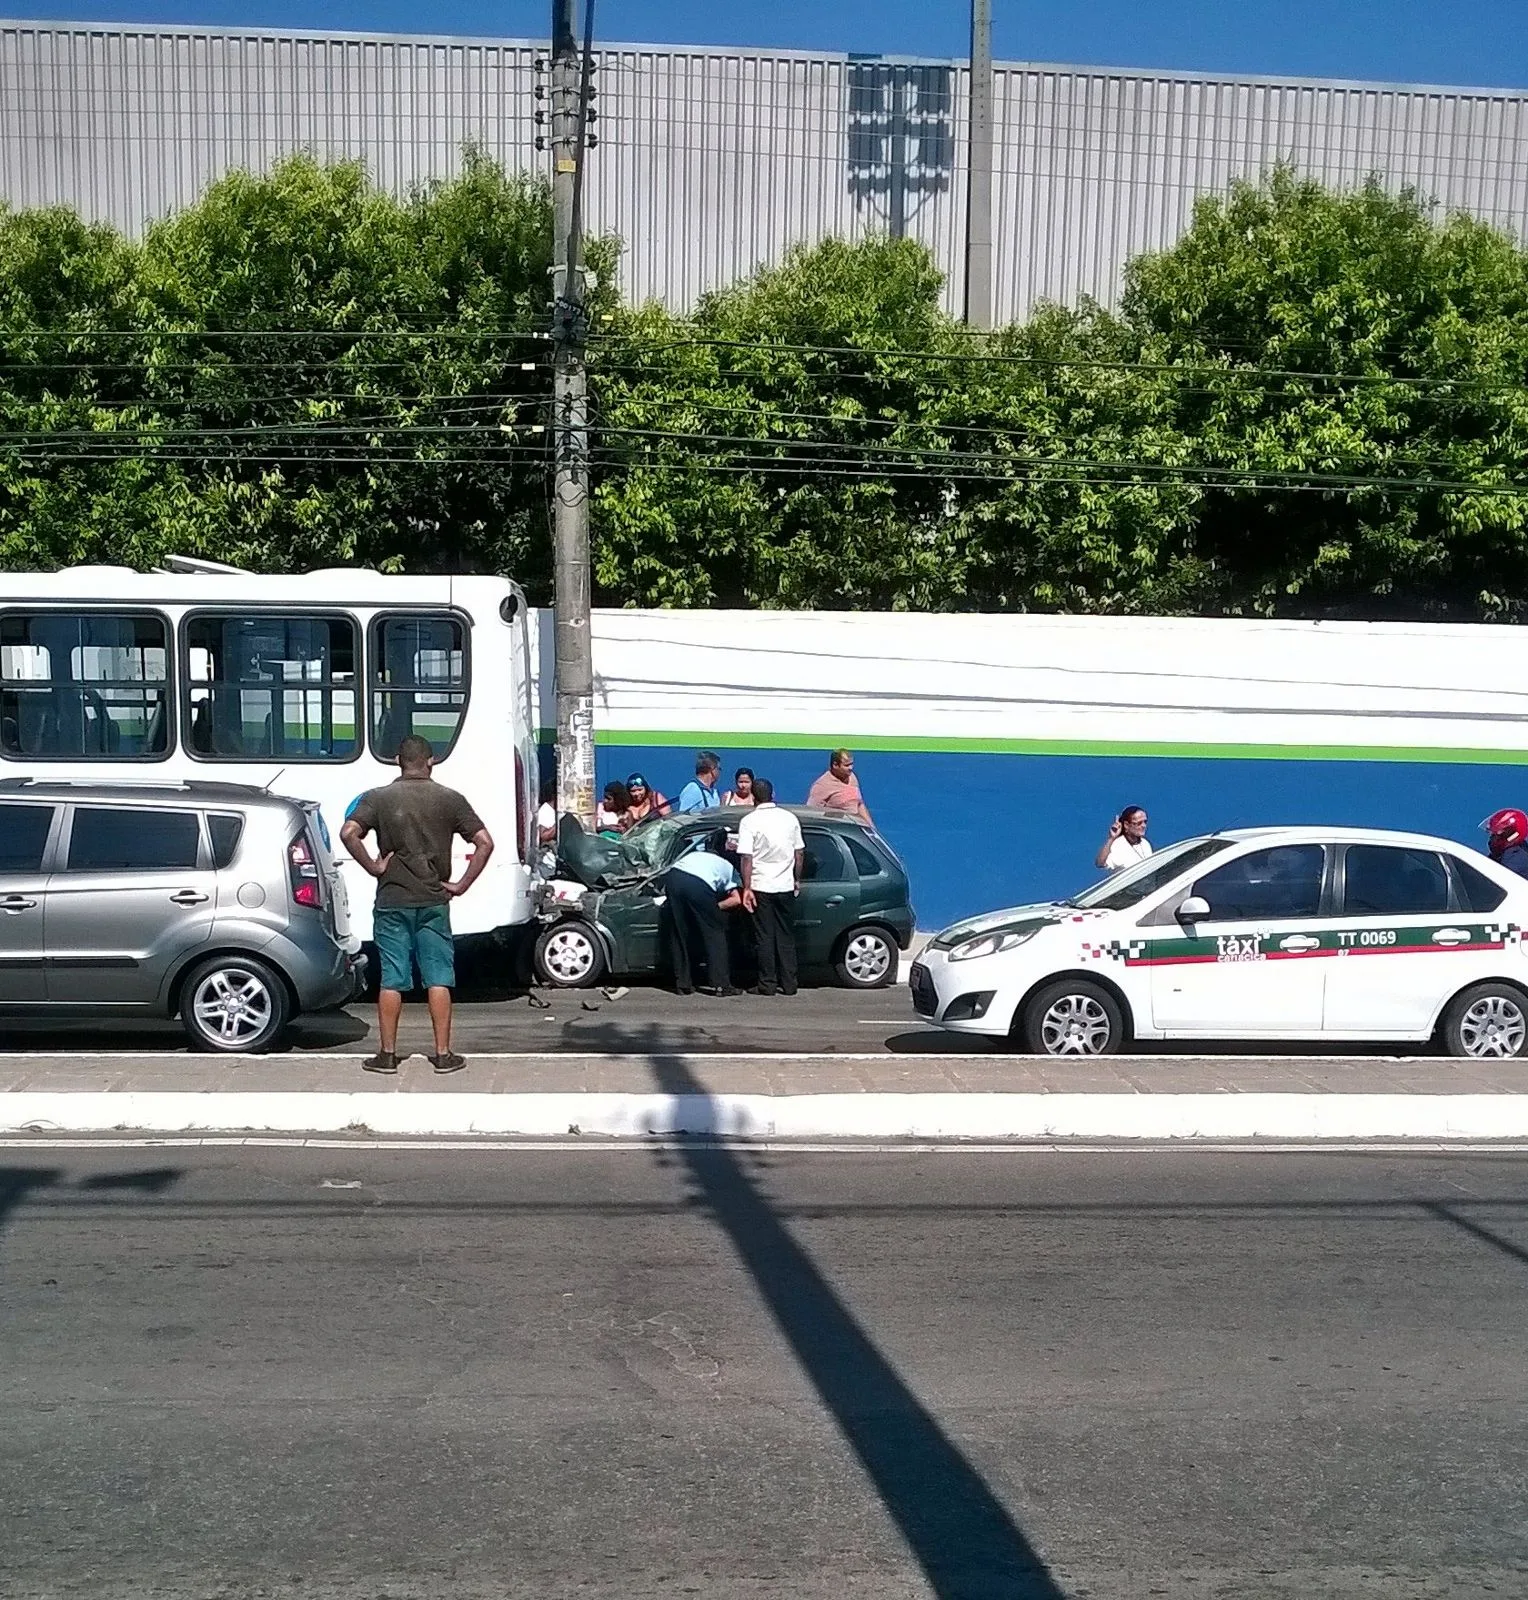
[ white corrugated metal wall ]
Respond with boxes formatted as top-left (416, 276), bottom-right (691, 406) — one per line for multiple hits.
top-left (3, 19), bottom-right (1527, 319)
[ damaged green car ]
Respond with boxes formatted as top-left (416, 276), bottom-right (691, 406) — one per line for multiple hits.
top-left (534, 808), bottom-right (916, 990)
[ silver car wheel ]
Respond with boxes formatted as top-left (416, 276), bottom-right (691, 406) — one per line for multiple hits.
top-left (192, 967), bottom-right (275, 1047)
top-left (842, 931), bottom-right (893, 986)
top-left (543, 926), bottom-right (597, 984)
top-left (1040, 993), bottom-right (1114, 1056)
top-left (1457, 994), bottom-right (1528, 1059)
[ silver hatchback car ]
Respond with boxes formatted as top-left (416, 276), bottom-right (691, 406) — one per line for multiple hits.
top-left (0, 779), bottom-right (364, 1051)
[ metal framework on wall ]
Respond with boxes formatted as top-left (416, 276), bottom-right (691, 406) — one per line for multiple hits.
top-left (3, 19), bottom-right (1528, 319)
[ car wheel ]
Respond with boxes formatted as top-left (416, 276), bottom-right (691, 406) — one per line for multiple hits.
top-left (834, 926), bottom-right (898, 989)
top-left (534, 921), bottom-right (608, 989)
top-left (1021, 978), bottom-right (1126, 1057)
top-left (1441, 983), bottom-right (1528, 1060)
top-left (180, 955), bottom-right (291, 1054)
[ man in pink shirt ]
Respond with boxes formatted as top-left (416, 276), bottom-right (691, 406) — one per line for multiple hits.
top-left (805, 748), bottom-right (873, 825)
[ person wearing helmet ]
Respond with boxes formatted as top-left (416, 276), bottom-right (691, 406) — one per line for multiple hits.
top-left (1483, 808), bottom-right (1528, 878)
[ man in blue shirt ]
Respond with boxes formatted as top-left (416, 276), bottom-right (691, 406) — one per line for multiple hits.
top-left (661, 830), bottom-right (742, 995)
top-left (676, 751), bottom-right (722, 814)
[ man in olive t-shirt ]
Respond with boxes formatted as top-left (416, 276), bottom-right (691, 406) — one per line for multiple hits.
top-left (341, 734), bottom-right (494, 1076)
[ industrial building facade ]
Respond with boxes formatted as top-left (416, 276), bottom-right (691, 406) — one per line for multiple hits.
top-left (3, 18), bottom-right (1527, 319)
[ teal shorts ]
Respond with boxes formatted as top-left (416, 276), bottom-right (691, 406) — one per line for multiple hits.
top-left (373, 905), bottom-right (456, 993)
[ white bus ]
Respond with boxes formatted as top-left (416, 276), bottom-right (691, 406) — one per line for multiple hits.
top-left (0, 561), bottom-right (541, 942)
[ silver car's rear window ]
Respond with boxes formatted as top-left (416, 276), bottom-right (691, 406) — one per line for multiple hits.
top-left (207, 812), bottom-right (245, 869)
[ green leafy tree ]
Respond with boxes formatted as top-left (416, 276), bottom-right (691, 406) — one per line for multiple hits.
top-left (0, 153), bottom-right (568, 592)
top-left (6, 158), bottom-right (1528, 623)
top-left (593, 236), bottom-right (970, 608)
top-left (1118, 169), bottom-right (1528, 618)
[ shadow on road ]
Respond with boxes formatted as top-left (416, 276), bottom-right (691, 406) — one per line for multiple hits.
top-left (1, 1164), bottom-right (182, 1238)
top-left (882, 1028), bottom-right (997, 1054)
top-left (0, 1012), bottom-right (371, 1055)
top-left (638, 1033), bottom-right (1065, 1600)
top-left (1424, 1200), bottom-right (1528, 1268)
top-left (0, 1166), bottom-right (64, 1235)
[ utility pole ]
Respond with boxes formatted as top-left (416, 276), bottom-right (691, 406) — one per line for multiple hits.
top-left (549, 0), bottom-right (596, 826)
top-left (963, 0), bottom-right (994, 329)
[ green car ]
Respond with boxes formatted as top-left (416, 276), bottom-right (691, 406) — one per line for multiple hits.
top-left (533, 807), bottom-right (916, 990)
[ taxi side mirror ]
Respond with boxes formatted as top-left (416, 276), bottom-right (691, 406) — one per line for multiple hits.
top-left (1176, 895), bottom-right (1210, 924)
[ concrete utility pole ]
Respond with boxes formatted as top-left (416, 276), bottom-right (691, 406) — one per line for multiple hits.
top-left (963, 0), bottom-right (994, 329)
top-left (549, 0), bottom-right (596, 826)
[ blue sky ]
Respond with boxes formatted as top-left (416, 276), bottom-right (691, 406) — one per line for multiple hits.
top-left (21, 2), bottom-right (1528, 91)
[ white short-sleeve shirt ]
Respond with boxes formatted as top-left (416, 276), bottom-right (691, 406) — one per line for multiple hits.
top-left (736, 804), bottom-right (805, 894)
top-left (1104, 835), bottom-right (1152, 872)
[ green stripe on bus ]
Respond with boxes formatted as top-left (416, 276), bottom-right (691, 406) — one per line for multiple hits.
top-left (534, 728), bottom-right (1528, 766)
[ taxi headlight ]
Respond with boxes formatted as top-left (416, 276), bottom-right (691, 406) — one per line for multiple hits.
top-left (948, 926), bottom-right (1039, 962)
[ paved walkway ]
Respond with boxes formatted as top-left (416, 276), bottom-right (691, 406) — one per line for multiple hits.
top-left (1, 1049), bottom-right (1524, 1097)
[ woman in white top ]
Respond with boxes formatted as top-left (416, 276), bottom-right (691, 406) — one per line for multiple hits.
top-left (1095, 806), bottom-right (1152, 872)
top-left (723, 766), bottom-right (757, 807)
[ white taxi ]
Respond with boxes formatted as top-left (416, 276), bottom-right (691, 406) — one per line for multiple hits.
top-left (910, 827), bottom-right (1528, 1058)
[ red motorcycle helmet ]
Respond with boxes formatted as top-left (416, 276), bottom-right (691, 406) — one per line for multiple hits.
top-left (1482, 808), bottom-right (1528, 858)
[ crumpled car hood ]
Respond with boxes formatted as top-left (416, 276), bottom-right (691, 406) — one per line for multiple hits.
top-left (553, 814), bottom-right (673, 889)
top-left (554, 815), bottom-right (633, 888)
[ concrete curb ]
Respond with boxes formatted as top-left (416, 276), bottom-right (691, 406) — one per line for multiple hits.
top-left (6, 1090), bottom-right (1528, 1140)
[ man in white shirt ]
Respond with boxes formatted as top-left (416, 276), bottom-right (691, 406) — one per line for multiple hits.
top-left (735, 778), bottom-right (805, 996)
top-left (1095, 806), bottom-right (1152, 872)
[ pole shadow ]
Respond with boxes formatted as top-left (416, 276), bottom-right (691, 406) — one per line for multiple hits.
top-left (0, 1165), bottom-right (64, 1236)
top-left (1424, 1200), bottom-right (1528, 1268)
top-left (641, 1040), bottom-right (1066, 1599)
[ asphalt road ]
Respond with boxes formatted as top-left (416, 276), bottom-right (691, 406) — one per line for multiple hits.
top-left (0, 983), bottom-right (1430, 1060)
top-left (0, 982), bottom-right (939, 1056)
top-left (4, 1142), bottom-right (1527, 1598)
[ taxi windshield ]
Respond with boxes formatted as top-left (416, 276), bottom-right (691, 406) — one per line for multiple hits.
top-left (1069, 836), bottom-right (1233, 911)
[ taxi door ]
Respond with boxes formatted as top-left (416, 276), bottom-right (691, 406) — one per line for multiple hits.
top-left (1320, 843), bottom-right (1485, 1037)
top-left (1146, 843), bottom-right (1330, 1036)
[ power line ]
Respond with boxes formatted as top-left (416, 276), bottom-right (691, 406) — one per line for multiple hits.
top-left (591, 333), bottom-right (1528, 390)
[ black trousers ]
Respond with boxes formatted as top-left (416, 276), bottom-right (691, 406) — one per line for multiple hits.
top-left (662, 869), bottom-right (731, 990)
top-left (750, 891), bottom-right (798, 994)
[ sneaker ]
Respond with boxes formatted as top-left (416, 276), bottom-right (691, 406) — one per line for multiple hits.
top-left (362, 1051), bottom-right (399, 1075)
top-left (431, 1051), bottom-right (468, 1075)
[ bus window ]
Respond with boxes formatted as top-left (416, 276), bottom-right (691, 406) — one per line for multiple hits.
top-left (369, 614), bottom-right (468, 760)
top-left (0, 612), bottom-right (170, 760)
top-left (184, 614), bottom-right (359, 762)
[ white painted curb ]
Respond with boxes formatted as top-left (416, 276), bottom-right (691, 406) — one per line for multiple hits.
top-left (5, 1091), bottom-right (1528, 1140)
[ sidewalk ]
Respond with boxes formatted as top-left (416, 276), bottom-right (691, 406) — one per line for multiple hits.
top-left (4, 1050), bottom-right (1528, 1140)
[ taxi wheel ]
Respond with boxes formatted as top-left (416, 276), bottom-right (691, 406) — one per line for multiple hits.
top-left (534, 921), bottom-right (607, 989)
top-left (1021, 978), bottom-right (1126, 1057)
top-left (1441, 983), bottom-right (1528, 1060)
